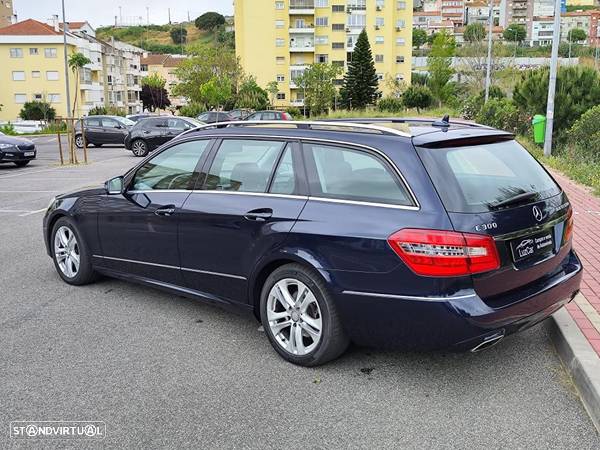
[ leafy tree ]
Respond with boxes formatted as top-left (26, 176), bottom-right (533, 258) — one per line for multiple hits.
top-left (464, 23), bottom-right (486, 43)
top-left (19, 101), bottom-right (56, 121)
top-left (170, 27), bottom-right (188, 45)
top-left (141, 74), bottom-right (171, 111)
top-left (340, 29), bottom-right (379, 109)
top-left (236, 76), bottom-right (269, 110)
top-left (199, 77), bottom-right (232, 110)
top-left (475, 98), bottom-right (521, 133)
top-left (179, 102), bottom-right (204, 118)
top-left (194, 12), bottom-right (225, 31)
top-left (513, 66), bottom-right (600, 139)
top-left (427, 31), bottom-right (456, 106)
top-left (402, 85), bottom-right (433, 112)
top-left (427, 32), bottom-right (439, 45)
top-left (411, 72), bottom-right (429, 86)
top-left (172, 44), bottom-right (241, 104)
top-left (567, 28), bottom-right (586, 43)
top-left (568, 104), bottom-right (600, 160)
top-left (68, 52), bottom-right (91, 117)
top-left (503, 24), bottom-right (526, 43)
top-left (377, 97), bottom-right (404, 113)
top-left (295, 63), bottom-right (343, 116)
top-left (216, 28), bottom-right (235, 49)
top-left (88, 106), bottom-right (107, 115)
top-left (384, 74), bottom-right (407, 99)
top-left (266, 80), bottom-right (279, 107)
top-left (412, 28), bottom-right (428, 49)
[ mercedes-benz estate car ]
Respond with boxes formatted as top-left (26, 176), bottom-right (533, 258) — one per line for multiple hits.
top-left (0, 132), bottom-right (36, 167)
top-left (43, 118), bottom-right (582, 366)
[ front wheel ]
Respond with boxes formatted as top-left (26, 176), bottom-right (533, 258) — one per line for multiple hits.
top-left (260, 264), bottom-right (349, 366)
top-left (131, 139), bottom-right (149, 157)
top-left (51, 217), bottom-right (97, 285)
top-left (75, 134), bottom-right (84, 149)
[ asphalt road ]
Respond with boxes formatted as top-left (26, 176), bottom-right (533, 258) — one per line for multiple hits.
top-left (1, 137), bottom-right (599, 448)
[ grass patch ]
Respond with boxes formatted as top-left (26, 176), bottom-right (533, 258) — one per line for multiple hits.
top-left (518, 136), bottom-right (600, 196)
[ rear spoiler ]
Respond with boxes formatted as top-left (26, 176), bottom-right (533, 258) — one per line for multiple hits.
top-left (413, 129), bottom-right (514, 149)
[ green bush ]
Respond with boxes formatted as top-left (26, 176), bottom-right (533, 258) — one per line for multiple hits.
top-left (285, 107), bottom-right (302, 118)
top-left (89, 106), bottom-right (107, 116)
top-left (475, 98), bottom-right (521, 133)
top-left (0, 123), bottom-right (17, 135)
top-left (42, 121), bottom-right (67, 133)
top-left (568, 105), bottom-right (600, 161)
top-left (179, 103), bottom-right (204, 118)
top-left (377, 97), bottom-right (404, 113)
top-left (19, 101), bottom-right (56, 121)
top-left (460, 87), bottom-right (505, 120)
top-left (402, 85), bottom-right (433, 112)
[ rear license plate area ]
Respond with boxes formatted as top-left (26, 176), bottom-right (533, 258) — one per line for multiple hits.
top-left (510, 230), bottom-right (554, 263)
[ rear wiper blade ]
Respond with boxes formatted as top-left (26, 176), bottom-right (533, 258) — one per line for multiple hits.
top-left (489, 191), bottom-right (539, 209)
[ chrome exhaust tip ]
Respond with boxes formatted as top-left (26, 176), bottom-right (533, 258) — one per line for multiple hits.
top-left (470, 333), bottom-right (504, 353)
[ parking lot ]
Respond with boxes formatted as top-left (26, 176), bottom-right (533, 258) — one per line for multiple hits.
top-left (1, 136), bottom-right (599, 448)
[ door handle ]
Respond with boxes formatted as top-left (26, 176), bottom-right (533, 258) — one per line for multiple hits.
top-left (155, 205), bottom-right (176, 217)
top-left (244, 208), bottom-right (273, 222)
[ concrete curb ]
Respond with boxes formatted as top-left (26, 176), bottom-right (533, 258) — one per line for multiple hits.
top-left (547, 307), bottom-right (600, 433)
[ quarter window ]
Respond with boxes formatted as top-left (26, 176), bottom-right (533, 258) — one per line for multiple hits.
top-left (305, 144), bottom-right (412, 206)
top-left (270, 147), bottom-right (297, 195)
top-left (133, 140), bottom-right (210, 191)
top-left (204, 140), bottom-right (285, 193)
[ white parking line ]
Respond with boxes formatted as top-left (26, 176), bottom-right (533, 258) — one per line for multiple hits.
top-left (0, 190), bottom-right (59, 193)
top-left (18, 208), bottom-right (47, 217)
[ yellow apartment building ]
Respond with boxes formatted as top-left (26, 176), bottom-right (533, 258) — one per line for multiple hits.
top-left (140, 53), bottom-right (188, 108)
top-left (235, 0), bottom-right (413, 109)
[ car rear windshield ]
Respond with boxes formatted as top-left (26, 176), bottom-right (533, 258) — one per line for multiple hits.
top-left (416, 140), bottom-right (561, 213)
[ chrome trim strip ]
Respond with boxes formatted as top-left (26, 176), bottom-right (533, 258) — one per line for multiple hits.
top-left (308, 196), bottom-right (419, 211)
top-left (180, 267), bottom-right (246, 280)
top-left (494, 213), bottom-right (569, 241)
top-left (190, 191), bottom-right (309, 201)
top-left (126, 189), bottom-right (191, 194)
top-left (92, 255), bottom-right (247, 280)
top-left (342, 290), bottom-right (477, 301)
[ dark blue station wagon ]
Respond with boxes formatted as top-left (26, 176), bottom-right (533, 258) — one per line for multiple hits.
top-left (43, 119), bottom-right (582, 366)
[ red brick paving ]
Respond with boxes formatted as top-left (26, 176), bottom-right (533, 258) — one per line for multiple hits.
top-left (551, 170), bottom-right (600, 357)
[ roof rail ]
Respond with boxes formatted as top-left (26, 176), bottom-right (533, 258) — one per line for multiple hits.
top-left (177, 120), bottom-right (412, 139)
top-left (322, 117), bottom-right (491, 129)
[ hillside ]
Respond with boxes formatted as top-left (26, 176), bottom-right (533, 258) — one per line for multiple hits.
top-left (96, 23), bottom-right (224, 54)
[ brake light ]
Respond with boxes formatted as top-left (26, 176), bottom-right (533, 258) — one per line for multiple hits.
top-left (563, 206), bottom-right (574, 246)
top-left (388, 229), bottom-right (500, 277)
top-left (282, 113), bottom-right (290, 120)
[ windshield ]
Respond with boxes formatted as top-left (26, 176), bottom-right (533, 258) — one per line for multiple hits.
top-left (184, 117), bottom-right (204, 127)
top-left (115, 117), bottom-right (135, 127)
top-left (416, 140), bottom-right (560, 213)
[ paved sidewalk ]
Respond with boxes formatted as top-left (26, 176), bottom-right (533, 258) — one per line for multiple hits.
top-left (551, 171), bottom-right (600, 357)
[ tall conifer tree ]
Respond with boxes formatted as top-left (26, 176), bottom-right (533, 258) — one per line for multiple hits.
top-left (340, 29), bottom-right (379, 109)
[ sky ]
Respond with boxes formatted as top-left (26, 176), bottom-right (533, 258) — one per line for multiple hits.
top-left (13, 0), bottom-right (234, 28)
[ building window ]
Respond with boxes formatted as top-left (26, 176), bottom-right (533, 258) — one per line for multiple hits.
top-left (316, 0), bottom-right (328, 6)
top-left (396, 19), bottom-right (406, 29)
top-left (29, 48), bottom-right (39, 55)
top-left (332, 4), bottom-right (344, 12)
top-left (276, 56), bottom-right (286, 64)
top-left (396, 37), bottom-right (406, 46)
top-left (396, 55), bottom-right (405, 63)
top-left (347, 15), bottom-right (366, 27)
top-left (275, 1), bottom-right (284, 9)
top-left (377, 73), bottom-right (384, 81)
top-left (316, 17), bottom-right (328, 27)
top-left (375, 54), bottom-right (384, 63)
top-left (276, 38), bottom-right (285, 47)
top-left (376, 17), bottom-right (385, 27)
top-left (46, 71), bottom-right (59, 81)
top-left (316, 54), bottom-right (328, 63)
top-left (315, 35), bottom-right (329, 44)
top-left (397, 1), bottom-right (406, 9)
top-left (44, 48), bottom-right (57, 58)
top-left (12, 71), bottom-right (25, 81)
top-left (375, 36), bottom-right (384, 44)
top-left (14, 94), bottom-right (27, 103)
top-left (277, 74), bottom-right (285, 82)
top-left (33, 93), bottom-right (43, 101)
top-left (9, 48), bottom-right (23, 58)
top-left (48, 93), bottom-right (61, 103)
top-left (32, 71), bottom-right (41, 78)
top-left (277, 92), bottom-right (286, 100)
top-left (332, 42), bottom-right (345, 49)
top-left (332, 23), bottom-right (345, 31)
top-left (376, 0), bottom-right (385, 8)
top-left (275, 20), bottom-right (284, 28)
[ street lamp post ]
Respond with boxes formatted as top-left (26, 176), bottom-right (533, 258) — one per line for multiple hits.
top-left (543, 0), bottom-right (563, 157)
top-left (61, 0), bottom-right (72, 120)
top-left (484, 0), bottom-right (494, 102)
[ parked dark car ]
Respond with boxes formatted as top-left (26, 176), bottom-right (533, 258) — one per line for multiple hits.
top-left (124, 116), bottom-right (204, 157)
top-left (197, 111), bottom-right (234, 123)
top-left (0, 132), bottom-right (36, 167)
top-left (228, 109), bottom-right (252, 121)
top-left (127, 113), bottom-right (156, 122)
top-left (244, 110), bottom-right (292, 121)
top-left (75, 115), bottom-right (135, 148)
top-left (43, 118), bottom-right (582, 366)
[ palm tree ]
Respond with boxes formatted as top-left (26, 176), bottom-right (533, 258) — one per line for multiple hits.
top-left (68, 52), bottom-right (92, 117)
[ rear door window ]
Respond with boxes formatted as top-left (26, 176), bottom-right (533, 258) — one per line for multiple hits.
top-left (203, 139), bottom-right (285, 193)
top-left (416, 140), bottom-right (561, 213)
top-left (304, 143), bottom-right (413, 206)
top-left (85, 118), bottom-right (101, 127)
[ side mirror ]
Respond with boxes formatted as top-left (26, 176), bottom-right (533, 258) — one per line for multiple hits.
top-left (105, 176), bottom-right (124, 195)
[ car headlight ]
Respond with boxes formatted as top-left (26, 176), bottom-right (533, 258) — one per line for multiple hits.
top-left (47, 196), bottom-right (57, 211)
top-left (0, 143), bottom-right (15, 150)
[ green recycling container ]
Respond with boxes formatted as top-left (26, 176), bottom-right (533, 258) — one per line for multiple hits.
top-left (532, 114), bottom-right (546, 144)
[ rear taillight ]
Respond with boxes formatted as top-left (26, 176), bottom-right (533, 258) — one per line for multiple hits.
top-left (388, 229), bottom-right (500, 277)
top-left (563, 206), bottom-right (574, 246)
top-left (282, 113), bottom-right (291, 120)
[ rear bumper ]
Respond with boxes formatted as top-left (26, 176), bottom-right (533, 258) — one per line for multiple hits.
top-left (331, 250), bottom-right (582, 351)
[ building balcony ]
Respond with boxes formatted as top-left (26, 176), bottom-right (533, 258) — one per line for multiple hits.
top-left (289, 26), bottom-right (315, 33)
top-left (291, 99), bottom-right (305, 106)
top-left (290, 43), bottom-right (315, 52)
top-left (290, 0), bottom-right (314, 14)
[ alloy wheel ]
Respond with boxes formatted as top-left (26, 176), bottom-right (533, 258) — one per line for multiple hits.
top-left (54, 226), bottom-right (80, 278)
top-left (132, 140), bottom-right (147, 156)
top-left (266, 278), bottom-right (323, 356)
top-left (75, 136), bottom-right (84, 148)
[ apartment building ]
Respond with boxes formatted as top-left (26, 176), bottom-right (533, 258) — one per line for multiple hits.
top-left (0, 18), bottom-right (144, 121)
top-left (235, 0), bottom-right (413, 108)
top-left (464, 0), bottom-right (501, 25)
top-left (0, 0), bottom-right (13, 28)
top-left (141, 53), bottom-right (187, 108)
top-left (561, 10), bottom-right (600, 46)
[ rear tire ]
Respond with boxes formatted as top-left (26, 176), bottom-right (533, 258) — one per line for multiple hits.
top-left (14, 161), bottom-right (30, 167)
top-left (75, 134), bottom-right (84, 149)
top-left (131, 139), bottom-right (149, 157)
top-left (260, 263), bottom-right (349, 366)
top-left (51, 217), bottom-right (97, 286)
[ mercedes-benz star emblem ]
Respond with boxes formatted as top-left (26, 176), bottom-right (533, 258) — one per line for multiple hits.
top-left (532, 205), bottom-right (544, 222)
